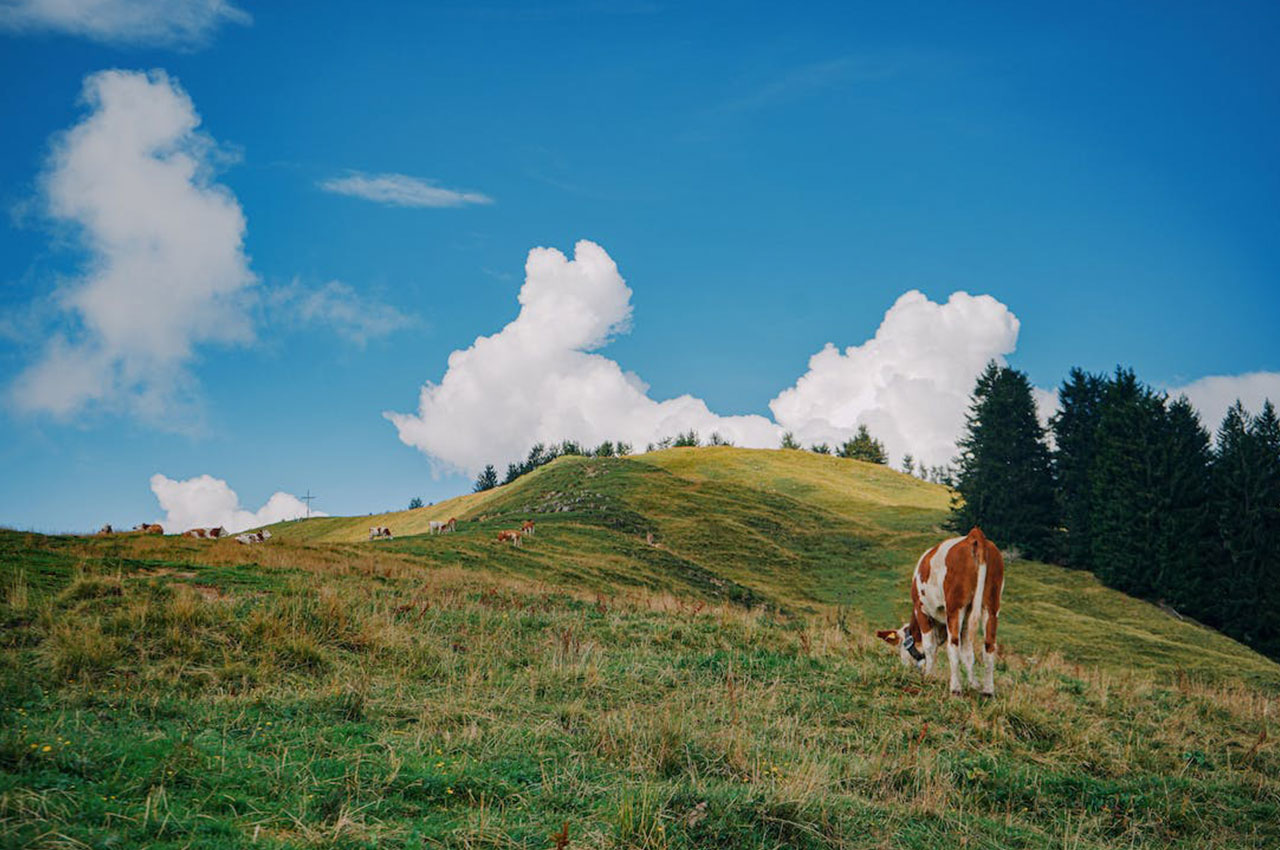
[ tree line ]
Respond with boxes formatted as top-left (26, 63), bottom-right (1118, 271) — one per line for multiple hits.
top-left (950, 361), bottom-right (1280, 659)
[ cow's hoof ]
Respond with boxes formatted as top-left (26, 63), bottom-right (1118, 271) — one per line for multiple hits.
top-left (950, 689), bottom-right (963, 698)
top-left (980, 690), bottom-right (995, 698)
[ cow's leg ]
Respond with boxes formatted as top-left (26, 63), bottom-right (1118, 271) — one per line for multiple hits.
top-left (981, 610), bottom-right (998, 697)
top-left (945, 608), bottom-right (963, 696)
top-left (961, 606), bottom-right (980, 689)
top-left (915, 611), bottom-right (938, 676)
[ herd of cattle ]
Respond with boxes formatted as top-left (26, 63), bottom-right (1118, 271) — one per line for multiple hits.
top-left (96, 514), bottom-right (1004, 696)
top-left (368, 517), bottom-right (535, 546)
top-left (96, 523), bottom-right (271, 545)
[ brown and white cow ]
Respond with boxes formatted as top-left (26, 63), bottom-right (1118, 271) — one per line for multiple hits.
top-left (184, 526), bottom-right (226, 539)
top-left (134, 523), bottom-right (164, 535)
top-left (369, 526), bottom-right (393, 540)
top-left (521, 519), bottom-right (535, 536)
top-left (877, 527), bottom-right (1004, 697)
top-left (496, 530), bottom-right (522, 547)
top-left (235, 529), bottom-right (272, 545)
top-left (428, 517), bottom-right (458, 535)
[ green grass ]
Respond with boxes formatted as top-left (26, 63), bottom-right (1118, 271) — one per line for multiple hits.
top-left (2, 447), bottom-right (1278, 848)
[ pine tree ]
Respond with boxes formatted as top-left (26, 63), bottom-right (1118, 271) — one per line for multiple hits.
top-left (1050, 368), bottom-right (1106, 569)
top-left (1213, 401), bottom-right (1280, 655)
top-left (949, 362), bottom-right (1057, 559)
top-left (901, 453), bottom-right (916, 476)
top-left (407, 497), bottom-right (424, 510)
top-left (1089, 370), bottom-right (1166, 596)
top-left (837, 425), bottom-right (888, 464)
top-left (1151, 396), bottom-right (1216, 611)
top-left (473, 464), bottom-right (499, 492)
top-left (780, 432), bottom-right (801, 450)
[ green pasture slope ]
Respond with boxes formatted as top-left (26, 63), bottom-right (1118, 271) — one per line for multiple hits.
top-left (2, 448), bottom-right (1278, 848)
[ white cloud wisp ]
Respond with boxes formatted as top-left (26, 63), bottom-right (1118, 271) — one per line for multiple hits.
top-left (1167, 372), bottom-right (1280, 433)
top-left (10, 69), bottom-right (257, 425)
top-left (319, 172), bottom-right (493, 208)
top-left (270, 279), bottom-right (415, 347)
top-left (149, 473), bottom-right (326, 533)
top-left (0, 0), bottom-right (249, 46)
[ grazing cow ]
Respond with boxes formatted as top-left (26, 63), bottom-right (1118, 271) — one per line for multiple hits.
top-left (496, 530), bottom-right (522, 547)
top-left (369, 526), bottom-right (393, 540)
top-left (235, 529), bottom-right (272, 545)
top-left (133, 523), bottom-right (164, 535)
top-left (877, 527), bottom-right (1005, 697)
top-left (521, 520), bottom-right (536, 536)
top-left (184, 526), bottom-right (226, 540)
top-left (429, 517), bottom-right (458, 534)
top-left (97, 524), bottom-right (113, 536)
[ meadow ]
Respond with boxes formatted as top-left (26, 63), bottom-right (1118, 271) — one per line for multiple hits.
top-left (2, 448), bottom-right (1277, 848)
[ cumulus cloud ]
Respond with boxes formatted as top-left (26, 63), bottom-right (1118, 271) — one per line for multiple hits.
top-left (149, 473), bottom-right (325, 533)
top-left (9, 69), bottom-right (257, 426)
top-left (271, 279), bottom-right (415, 347)
top-left (319, 172), bottom-right (493, 208)
top-left (0, 0), bottom-right (249, 46)
top-left (386, 240), bottom-right (780, 472)
top-left (770, 291), bottom-right (1021, 467)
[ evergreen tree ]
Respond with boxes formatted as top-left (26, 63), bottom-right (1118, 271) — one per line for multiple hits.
top-left (407, 497), bottom-right (424, 510)
top-left (674, 430), bottom-right (700, 447)
top-left (1089, 370), bottom-right (1167, 596)
top-left (811, 443), bottom-right (831, 455)
top-left (1213, 401), bottom-right (1280, 655)
top-left (836, 425), bottom-right (888, 464)
top-left (473, 464), bottom-right (499, 492)
top-left (901, 454), bottom-right (916, 476)
top-left (1150, 396), bottom-right (1216, 610)
top-left (780, 432), bottom-right (801, 450)
top-left (1050, 368), bottom-right (1106, 568)
top-left (949, 362), bottom-right (1057, 559)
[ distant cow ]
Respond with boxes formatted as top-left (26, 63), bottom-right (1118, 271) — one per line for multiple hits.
top-left (496, 530), bottom-right (522, 547)
top-left (184, 526), bottom-right (226, 540)
top-left (97, 524), bottom-right (113, 536)
top-left (369, 526), bottom-right (393, 540)
top-left (428, 517), bottom-right (457, 534)
top-left (521, 520), bottom-right (536, 536)
top-left (134, 523), bottom-right (164, 535)
top-left (235, 529), bottom-right (272, 545)
top-left (877, 527), bottom-right (1005, 697)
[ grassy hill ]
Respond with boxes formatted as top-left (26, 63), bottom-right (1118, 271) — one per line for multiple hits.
top-left (2, 448), bottom-right (1278, 848)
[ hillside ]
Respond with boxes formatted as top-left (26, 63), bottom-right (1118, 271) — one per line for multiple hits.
top-left (269, 448), bottom-right (1278, 686)
top-left (2, 448), bottom-right (1278, 848)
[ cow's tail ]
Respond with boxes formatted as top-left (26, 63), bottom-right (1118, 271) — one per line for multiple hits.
top-left (968, 551), bottom-right (988, 649)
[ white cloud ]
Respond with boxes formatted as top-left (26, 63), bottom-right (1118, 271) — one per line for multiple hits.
top-left (9, 69), bottom-right (256, 426)
top-left (271, 279), bottom-right (414, 347)
top-left (386, 240), bottom-right (781, 473)
top-left (1166, 372), bottom-right (1280, 433)
top-left (149, 473), bottom-right (325, 533)
top-left (319, 172), bottom-right (493, 208)
top-left (769, 290), bottom-right (1021, 467)
top-left (0, 0), bottom-right (249, 46)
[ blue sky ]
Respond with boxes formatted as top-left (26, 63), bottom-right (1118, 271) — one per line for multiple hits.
top-left (2, 1), bottom-right (1278, 533)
